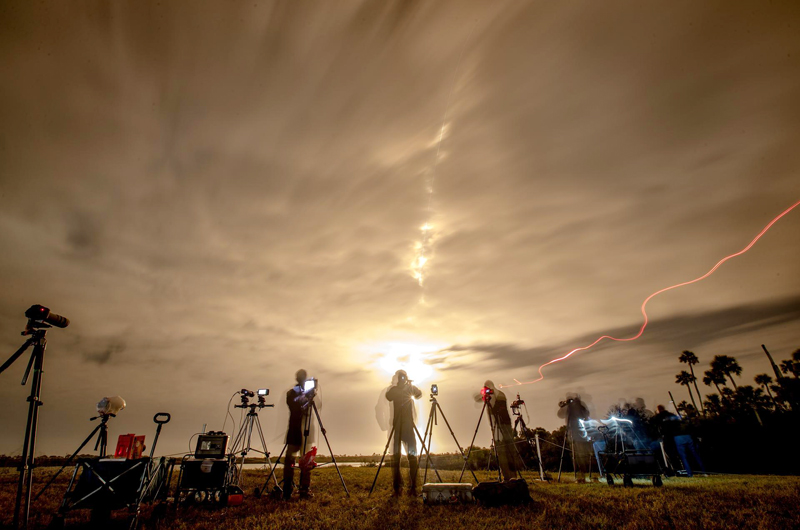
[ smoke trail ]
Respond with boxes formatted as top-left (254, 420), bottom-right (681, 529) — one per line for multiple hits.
top-left (500, 198), bottom-right (800, 388)
top-left (410, 26), bottom-right (473, 291)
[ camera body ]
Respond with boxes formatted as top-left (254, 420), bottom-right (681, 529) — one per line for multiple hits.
top-left (559, 398), bottom-right (575, 408)
top-left (240, 389), bottom-right (255, 398)
top-left (430, 384), bottom-right (438, 396)
top-left (481, 386), bottom-right (494, 403)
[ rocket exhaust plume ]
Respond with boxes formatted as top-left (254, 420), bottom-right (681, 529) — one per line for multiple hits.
top-left (500, 198), bottom-right (800, 388)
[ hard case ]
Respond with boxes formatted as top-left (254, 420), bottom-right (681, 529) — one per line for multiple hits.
top-left (421, 482), bottom-right (474, 504)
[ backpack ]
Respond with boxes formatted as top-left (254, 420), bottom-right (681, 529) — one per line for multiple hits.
top-left (472, 478), bottom-right (532, 506)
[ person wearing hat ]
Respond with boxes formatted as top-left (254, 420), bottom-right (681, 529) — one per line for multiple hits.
top-left (385, 370), bottom-right (423, 496)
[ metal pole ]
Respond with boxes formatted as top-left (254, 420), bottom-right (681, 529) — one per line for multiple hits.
top-left (668, 391), bottom-right (683, 418)
top-left (535, 434), bottom-right (545, 481)
top-left (761, 345), bottom-right (784, 382)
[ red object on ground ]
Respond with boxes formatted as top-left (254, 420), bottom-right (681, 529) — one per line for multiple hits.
top-left (299, 447), bottom-right (318, 470)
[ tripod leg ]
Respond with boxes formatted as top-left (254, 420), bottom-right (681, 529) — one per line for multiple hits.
top-left (16, 342), bottom-right (45, 530)
top-left (254, 416), bottom-right (280, 490)
top-left (34, 423), bottom-right (103, 501)
top-left (369, 425), bottom-right (395, 496)
top-left (260, 444), bottom-right (287, 495)
top-left (436, 402), bottom-right (479, 483)
top-left (458, 402), bottom-right (486, 483)
top-left (312, 403), bottom-right (349, 495)
top-left (487, 413), bottom-right (501, 481)
top-left (411, 421), bottom-right (441, 483)
top-left (422, 407), bottom-right (434, 484)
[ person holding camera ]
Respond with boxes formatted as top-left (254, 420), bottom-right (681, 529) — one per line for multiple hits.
top-left (385, 369), bottom-right (423, 496)
top-left (283, 369), bottom-right (317, 500)
top-left (475, 380), bottom-right (518, 482)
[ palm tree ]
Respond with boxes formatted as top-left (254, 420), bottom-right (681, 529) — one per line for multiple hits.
top-left (735, 385), bottom-right (767, 425)
top-left (703, 394), bottom-right (723, 415)
top-left (679, 350), bottom-right (705, 414)
top-left (676, 371), bottom-right (699, 411)
top-left (780, 359), bottom-right (799, 378)
top-left (710, 355), bottom-right (742, 388)
top-left (754, 373), bottom-right (779, 408)
top-left (703, 368), bottom-right (727, 398)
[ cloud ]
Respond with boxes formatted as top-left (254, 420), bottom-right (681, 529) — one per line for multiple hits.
top-left (439, 295), bottom-right (800, 381)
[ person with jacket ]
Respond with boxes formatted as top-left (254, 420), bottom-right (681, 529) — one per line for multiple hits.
top-left (385, 370), bottom-right (422, 496)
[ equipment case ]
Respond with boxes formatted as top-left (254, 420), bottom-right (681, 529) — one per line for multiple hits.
top-left (421, 483), bottom-right (474, 504)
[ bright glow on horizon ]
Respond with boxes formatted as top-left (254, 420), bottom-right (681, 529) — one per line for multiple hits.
top-left (366, 340), bottom-right (446, 384)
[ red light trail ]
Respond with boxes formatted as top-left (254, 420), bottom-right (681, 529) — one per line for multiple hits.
top-left (500, 198), bottom-right (800, 388)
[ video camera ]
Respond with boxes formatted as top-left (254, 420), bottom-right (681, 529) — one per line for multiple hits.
top-left (430, 384), bottom-right (438, 396)
top-left (236, 388), bottom-right (273, 409)
top-left (558, 398), bottom-right (575, 408)
top-left (481, 386), bottom-right (494, 403)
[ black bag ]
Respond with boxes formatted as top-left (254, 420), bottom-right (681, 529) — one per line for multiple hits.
top-left (472, 478), bottom-right (532, 506)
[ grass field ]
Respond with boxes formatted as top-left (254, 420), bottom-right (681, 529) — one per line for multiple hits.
top-left (2, 466), bottom-right (799, 530)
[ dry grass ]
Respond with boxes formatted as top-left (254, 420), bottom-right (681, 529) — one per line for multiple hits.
top-left (1, 466), bottom-right (799, 530)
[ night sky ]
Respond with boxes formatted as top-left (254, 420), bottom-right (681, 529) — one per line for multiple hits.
top-left (1, 1), bottom-right (799, 458)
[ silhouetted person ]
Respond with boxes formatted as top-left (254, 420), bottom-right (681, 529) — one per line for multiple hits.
top-left (283, 369), bottom-right (316, 499)
top-left (385, 370), bottom-right (422, 496)
top-left (475, 380), bottom-right (518, 482)
top-left (558, 394), bottom-right (591, 481)
top-left (652, 404), bottom-right (705, 477)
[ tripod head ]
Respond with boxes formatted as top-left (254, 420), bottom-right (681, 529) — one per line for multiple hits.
top-left (235, 391), bottom-right (274, 413)
top-left (90, 412), bottom-right (115, 423)
top-left (510, 393), bottom-right (524, 417)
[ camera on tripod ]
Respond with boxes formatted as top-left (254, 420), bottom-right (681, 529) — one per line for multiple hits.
top-left (430, 384), bottom-right (438, 396)
top-left (510, 394), bottom-right (524, 416)
top-left (303, 378), bottom-right (318, 393)
top-left (236, 388), bottom-right (273, 409)
top-left (481, 386), bottom-right (494, 403)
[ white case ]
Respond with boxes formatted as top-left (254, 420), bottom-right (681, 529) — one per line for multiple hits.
top-left (421, 482), bottom-right (474, 504)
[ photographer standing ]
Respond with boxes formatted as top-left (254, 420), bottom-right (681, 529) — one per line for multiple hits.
top-left (284, 369), bottom-right (316, 500)
top-left (385, 370), bottom-right (422, 496)
top-left (475, 380), bottom-right (518, 482)
top-left (557, 394), bottom-right (591, 482)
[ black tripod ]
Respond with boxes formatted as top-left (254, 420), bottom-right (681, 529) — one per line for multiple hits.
top-left (369, 400), bottom-right (439, 496)
top-left (420, 390), bottom-right (478, 484)
top-left (1, 325), bottom-right (52, 528)
top-left (458, 398), bottom-right (501, 482)
top-left (230, 395), bottom-right (280, 492)
top-left (459, 395), bottom-right (530, 483)
top-left (260, 394), bottom-right (349, 496)
top-left (510, 394), bottom-right (546, 481)
top-left (33, 412), bottom-right (116, 502)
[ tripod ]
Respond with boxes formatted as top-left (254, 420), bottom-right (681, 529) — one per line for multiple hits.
top-left (420, 391), bottom-right (478, 484)
top-left (34, 413), bottom-right (115, 502)
top-left (230, 397), bottom-right (280, 492)
top-left (459, 397), bottom-right (530, 483)
top-left (369, 400), bottom-right (439, 496)
top-left (510, 396), bottom-right (546, 481)
top-left (0, 324), bottom-right (52, 529)
top-left (261, 394), bottom-right (349, 496)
